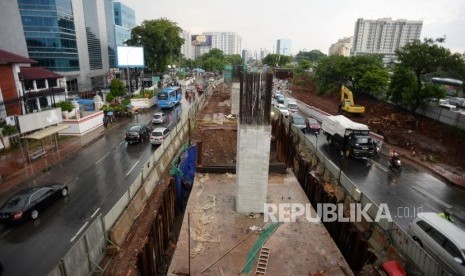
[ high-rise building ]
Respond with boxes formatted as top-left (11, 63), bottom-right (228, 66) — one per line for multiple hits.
top-left (329, 37), bottom-right (353, 56)
top-left (113, 2), bottom-right (135, 48)
top-left (0, 0), bottom-right (118, 92)
top-left (351, 18), bottom-right (422, 62)
top-left (202, 32), bottom-right (241, 55)
top-left (276, 39), bottom-right (292, 56)
top-left (180, 30), bottom-right (194, 60)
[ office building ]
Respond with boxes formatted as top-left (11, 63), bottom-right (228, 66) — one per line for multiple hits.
top-left (329, 37), bottom-right (353, 57)
top-left (0, 0), bottom-right (118, 93)
top-left (276, 39), bottom-right (292, 56)
top-left (352, 18), bottom-right (422, 62)
top-left (114, 2), bottom-right (135, 48)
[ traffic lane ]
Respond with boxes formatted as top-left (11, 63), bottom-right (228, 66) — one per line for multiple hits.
top-left (318, 139), bottom-right (465, 229)
top-left (0, 108), bottom-right (163, 275)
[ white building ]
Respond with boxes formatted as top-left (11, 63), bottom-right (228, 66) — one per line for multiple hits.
top-left (180, 30), bottom-right (194, 59)
top-left (276, 39), bottom-right (292, 55)
top-left (181, 31), bottom-right (241, 59)
top-left (352, 18), bottom-right (422, 62)
top-left (329, 37), bottom-right (353, 56)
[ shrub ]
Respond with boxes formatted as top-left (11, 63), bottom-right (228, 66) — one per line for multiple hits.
top-left (54, 101), bottom-right (74, 112)
top-left (2, 124), bottom-right (17, 136)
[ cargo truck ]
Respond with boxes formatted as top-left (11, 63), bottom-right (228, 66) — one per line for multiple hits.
top-left (322, 115), bottom-right (376, 159)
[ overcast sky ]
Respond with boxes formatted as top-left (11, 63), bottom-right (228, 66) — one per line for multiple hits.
top-left (117, 0), bottom-right (465, 55)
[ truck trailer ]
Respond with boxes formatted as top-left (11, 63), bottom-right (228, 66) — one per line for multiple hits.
top-left (322, 115), bottom-right (376, 159)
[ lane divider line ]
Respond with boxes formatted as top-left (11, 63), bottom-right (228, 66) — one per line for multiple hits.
top-left (70, 221), bottom-right (89, 243)
top-left (126, 161), bottom-right (140, 177)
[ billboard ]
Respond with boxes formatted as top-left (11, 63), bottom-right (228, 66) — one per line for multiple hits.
top-left (117, 46), bottom-right (145, 67)
top-left (191, 35), bottom-right (212, 46)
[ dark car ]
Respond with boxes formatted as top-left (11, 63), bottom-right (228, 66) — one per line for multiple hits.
top-left (305, 117), bottom-right (321, 134)
top-left (276, 95), bottom-right (285, 104)
top-left (125, 125), bottom-right (151, 144)
top-left (0, 183), bottom-right (68, 223)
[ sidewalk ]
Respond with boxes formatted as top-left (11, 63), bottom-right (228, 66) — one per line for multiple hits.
top-left (0, 125), bottom-right (107, 195)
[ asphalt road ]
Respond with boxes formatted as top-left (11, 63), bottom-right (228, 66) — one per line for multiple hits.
top-left (0, 101), bottom-right (183, 275)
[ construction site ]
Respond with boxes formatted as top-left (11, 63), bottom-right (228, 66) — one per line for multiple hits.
top-left (102, 69), bottom-right (457, 276)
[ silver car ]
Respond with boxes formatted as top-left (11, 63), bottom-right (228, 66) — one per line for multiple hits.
top-left (152, 112), bottom-right (167, 124)
top-left (150, 127), bottom-right (170, 145)
top-left (408, 212), bottom-right (465, 275)
top-left (289, 114), bottom-right (306, 132)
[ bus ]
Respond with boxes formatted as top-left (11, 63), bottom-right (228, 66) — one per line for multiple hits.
top-left (431, 77), bottom-right (463, 96)
top-left (157, 86), bottom-right (182, 108)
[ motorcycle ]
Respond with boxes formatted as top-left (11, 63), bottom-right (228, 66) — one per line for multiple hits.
top-left (388, 158), bottom-right (402, 173)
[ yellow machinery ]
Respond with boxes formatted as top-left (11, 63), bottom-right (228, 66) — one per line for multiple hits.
top-left (339, 85), bottom-right (365, 115)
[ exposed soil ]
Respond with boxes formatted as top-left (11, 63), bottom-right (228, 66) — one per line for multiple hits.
top-left (289, 76), bottom-right (465, 171)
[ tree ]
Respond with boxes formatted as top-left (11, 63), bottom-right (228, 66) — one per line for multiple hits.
top-left (387, 66), bottom-right (417, 106)
top-left (262, 54), bottom-right (292, 67)
top-left (313, 55), bottom-right (351, 93)
top-left (395, 38), bottom-right (465, 112)
top-left (349, 55), bottom-right (385, 92)
top-left (295, 50), bottom-right (326, 63)
top-left (126, 18), bottom-right (184, 72)
top-left (225, 54), bottom-right (243, 65)
top-left (110, 79), bottom-right (125, 98)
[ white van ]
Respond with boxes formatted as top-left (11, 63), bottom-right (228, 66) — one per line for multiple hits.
top-left (408, 212), bottom-right (465, 275)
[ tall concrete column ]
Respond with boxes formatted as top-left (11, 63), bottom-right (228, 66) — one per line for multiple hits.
top-left (236, 124), bottom-right (271, 213)
top-left (230, 82), bottom-right (240, 115)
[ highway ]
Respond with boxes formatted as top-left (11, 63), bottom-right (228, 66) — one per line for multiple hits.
top-left (0, 94), bottom-right (191, 275)
top-left (0, 79), bottom-right (464, 275)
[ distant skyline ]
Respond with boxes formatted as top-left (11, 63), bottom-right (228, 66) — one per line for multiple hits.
top-left (117, 0), bottom-right (465, 55)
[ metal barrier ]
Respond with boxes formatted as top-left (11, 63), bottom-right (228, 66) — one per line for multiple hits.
top-left (47, 79), bottom-right (223, 276)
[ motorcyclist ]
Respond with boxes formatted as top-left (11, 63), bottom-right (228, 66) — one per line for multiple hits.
top-left (390, 152), bottom-right (400, 167)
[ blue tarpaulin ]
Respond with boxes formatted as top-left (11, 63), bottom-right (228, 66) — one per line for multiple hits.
top-left (174, 145), bottom-right (197, 210)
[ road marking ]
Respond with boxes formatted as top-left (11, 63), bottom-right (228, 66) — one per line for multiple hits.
top-left (409, 185), bottom-right (452, 209)
top-left (0, 229), bottom-right (11, 239)
top-left (96, 152), bottom-right (110, 164)
top-left (126, 161), bottom-right (140, 177)
top-left (118, 141), bottom-right (125, 147)
top-left (90, 208), bottom-right (100, 219)
top-left (70, 221), bottom-right (89, 243)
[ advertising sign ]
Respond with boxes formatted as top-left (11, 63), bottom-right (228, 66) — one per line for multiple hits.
top-left (191, 35), bottom-right (212, 46)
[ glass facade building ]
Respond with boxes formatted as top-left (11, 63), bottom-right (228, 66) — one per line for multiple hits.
top-left (113, 2), bottom-right (135, 47)
top-left (82, 0), bottom-right (103, 70)
top-left (18, 0), bottom-right (79, 72)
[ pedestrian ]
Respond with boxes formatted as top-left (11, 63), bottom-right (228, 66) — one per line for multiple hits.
top-left (103, 115), bottom-right (108, 128)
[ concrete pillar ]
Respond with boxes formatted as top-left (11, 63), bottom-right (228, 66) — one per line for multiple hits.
top-left (236, 124), bottom-right (271, 213)
top-left (231, 82), bottom-right (240, 115)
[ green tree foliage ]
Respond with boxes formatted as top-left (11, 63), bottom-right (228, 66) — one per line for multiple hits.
top-left (110, 79), bottom-right (125, 98)
top-left (313, 54), bottom-right (389, 96)
top-left (126, 18), bottom-right (184, 72)
top-left (262, 54), bottom-right (292, 67)
top-left (54, 101), bottom-right (74, 112)
top-left (225, 54), bottom-right (243, 65)
top-left (387, 66), bottom-right (417, 106)
top-left (394, 38), bottom-right (464, 112)
top-left (313, 55), bottom-right (352, 93)
top-left (295, 50), bottom-right (326, 63)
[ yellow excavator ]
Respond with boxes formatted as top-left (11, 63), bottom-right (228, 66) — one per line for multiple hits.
top-left (339, 85), bottom-right (365, 116)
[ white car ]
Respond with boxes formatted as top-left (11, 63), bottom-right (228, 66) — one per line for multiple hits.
top-left (152, 112), bottom-right (168, 124)
top-left (277, 104), bottom-right (289, 117)
top-left (408, 212), bottom-right (465, 275)
top-left (150, 127), bottom-right (170, 145)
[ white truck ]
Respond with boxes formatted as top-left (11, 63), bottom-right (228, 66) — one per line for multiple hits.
top-left (322, 115), bottom-right (376, 159)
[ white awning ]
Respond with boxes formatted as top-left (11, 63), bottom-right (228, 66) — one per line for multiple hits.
top-left (22, 124), bottom-right (69, 140)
